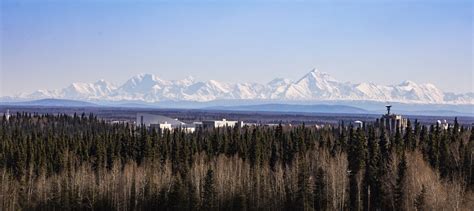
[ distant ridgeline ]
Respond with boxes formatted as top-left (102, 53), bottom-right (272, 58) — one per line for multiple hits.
top-left (5, 70), bottom-right (474, 105)
top-left (0, 113), bottom-right (473, 210)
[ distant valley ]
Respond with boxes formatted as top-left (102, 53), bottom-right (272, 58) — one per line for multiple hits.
top-left (2, 98), bottom-right (473, 117)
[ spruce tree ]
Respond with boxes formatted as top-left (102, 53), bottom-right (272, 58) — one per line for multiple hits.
top-left (168, 177), bottom-right (186, 209)
top-left (379, 127), bottom-right (390, 161)
top-left (419, 126), bottom-right (429, 159)
top-left (364, 127), bottom-right (383, 211)
top-left (348, 128), bottom-right (366, 211)
top-left (404, 120), bottom-right (415, 151)
top-left (202, 168), bottom-right (217, 209)
top-left (463, 129), bottom-right (474, 188)
top-left (394, 127), bottom-right (403, 155)
top-left (395, 153), bottom-right (408, 211)
top-left (270, 140), bottom-right (279, 171)
top-left (313, 167), bottom-right (327, 210)
top-left (452, 117), bottom-right (459, 140)
top-left (428, 125), bottom-right (440, 169)
top-left (413, 119), bottom-right (421, 150)
top-left (295, 158), bottom-right (313, 210)
top-left (249, 128), bottom-right (261, 168)
top-left (439, 133), bottom-right (451, 179)
top-left (129, 171), bottom-right (137, 211)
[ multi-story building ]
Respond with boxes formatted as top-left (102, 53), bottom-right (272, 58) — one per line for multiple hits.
top-left (378, 105), bottom-right (408, 132)
top-left (136, 113), bottom-right (195, 132)
top-left (201, 119), bottom-right (243, 129)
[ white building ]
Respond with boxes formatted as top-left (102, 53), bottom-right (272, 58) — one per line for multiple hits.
top-left (437, 120), bottom-right (449, 130)
top-left (5, 110), bottom-right (10, 121)
top-left (379, 105), bottom-right (407, 132)
top-left (181, 127), bottom-right (196, 133)
top-left (136, 113), bottom-right (184, 127)
top-left (110, 120), bottom-right (128, 124)
top-left (201, 119), bottom-right (243, 129)
top-left (264, 123), bottom-right (279, 127)
top-left (353, 120), bottom-right (363, 129)
top-left (151, 122), bottom-right (172, 131)
top-left (136, 113), bottom-right (195, 133)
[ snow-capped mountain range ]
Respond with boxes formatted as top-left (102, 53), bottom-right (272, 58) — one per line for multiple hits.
top-left (6, 69), bottom-right (474, 104)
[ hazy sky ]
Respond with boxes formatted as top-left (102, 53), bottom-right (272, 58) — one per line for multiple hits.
top-left (1, 0), bottom-right (472, 96)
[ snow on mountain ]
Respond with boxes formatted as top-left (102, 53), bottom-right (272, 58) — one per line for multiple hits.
top-left (391, 81), bottom-right (444, 103)
top-left (62, 80), bottom-right (117, 99)
top-left (282, 68), bottom-right (347, 100)
top-left (231, 83), bottom-right (266, 99)
top-left (354, 82), bottom-right (392, 100)
top-left (181, 80), bottom-right (233, 101)
top-left (116, 74), bottom-right (170, 94)
top-left (443, 92), bottom-right (474, 104)
top-left (353, 80), bottom-right (445, 103)
top-left (20, 79), bottom-right (117, 101)
top-left (26, 89), bottom-right (63, 99)
top-left (267, 78), bottom-right (292, 99)
top-left (267, 78), bottom-right (292, 88)
top-left (174, 76), bottom-right (196, 86)
top-left (6, 69), bottom-right (474, 104)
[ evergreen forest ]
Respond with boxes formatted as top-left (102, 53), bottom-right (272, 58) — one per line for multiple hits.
top-left (0, 113), bottom-right (473, 210)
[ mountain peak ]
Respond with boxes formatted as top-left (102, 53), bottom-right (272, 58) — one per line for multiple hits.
top-left (400, 80), bottom-right (417, 86)
top-left (298, 68), bottom-right (337, 83)
top-left (174, 76), bottom-right (195, 86)
top-left (134, 73), bottom-right (157, 81)
top-left (8, 68), bottom-right (474, 104)
top-left (307, 68), bottom-right (327, 76)
top-left (181, 75), bottom-right (195, 83)
top-left (94, 79), bottom-right (111, 86)
top-left (268, 78), bottom-right (291, 85)
top-left (128, 73), bottom-right (170, 85)
top-left (184, 75), bottom-right (195, 81)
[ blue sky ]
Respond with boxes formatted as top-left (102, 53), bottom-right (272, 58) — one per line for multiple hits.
top-left (1, 0), bottom-right (472, 95)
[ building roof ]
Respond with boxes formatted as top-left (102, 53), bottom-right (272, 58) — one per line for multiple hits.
top-left (137, 113), bottom-right (185, 126)
top-left (202, 119), bottom-right (237, 123)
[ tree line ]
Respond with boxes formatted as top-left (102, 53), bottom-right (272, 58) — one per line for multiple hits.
top-left (0, 112), bottom-right (472, 210)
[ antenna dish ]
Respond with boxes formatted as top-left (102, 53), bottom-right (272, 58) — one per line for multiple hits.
top-left (385, 104), bottom-right (392, 115)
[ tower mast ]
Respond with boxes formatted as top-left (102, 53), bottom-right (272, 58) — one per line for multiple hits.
top-left (385, 105), bottom-right (392, 115)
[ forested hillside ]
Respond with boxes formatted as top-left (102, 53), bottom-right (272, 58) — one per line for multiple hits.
top-left (0, 113), bottom-right (472, 210)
